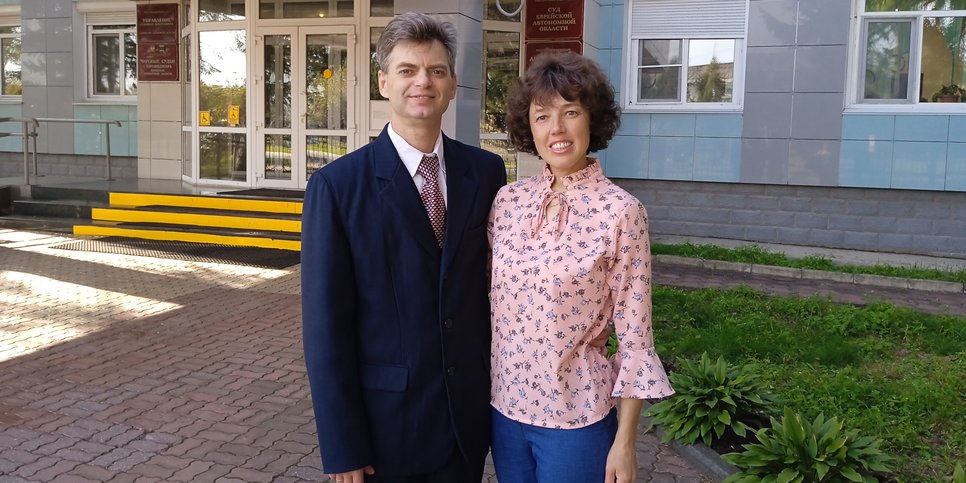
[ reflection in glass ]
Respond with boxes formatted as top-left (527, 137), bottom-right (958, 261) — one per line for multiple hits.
top-left (182, 131), bottom-right (193, 177)
top-left (922, 15), bottom-right (966, 101)
top-left (481, 138), bottom-right (518, 183)
top-left (371, 0), bottom-right (393, 17)
top-left (200, 132), bottom-right (246, 181)
top-left (199, 30), bottom-right (247, 127)
top-left (265, 134), bottom-right (292, 180)
top-left (687, 39), bottom-right (734, 102)
top-left (306, 34), bottom-right (347, 130)
top-left (306, 135), bottom-right (346, 179)
top-left (182, 33), bottom-right (192, 127)
top-left (864, 21), bottom-right (912, 100)
top-left (638, 39), bottom-right (681, 101)
top-left (259, 0), bottom-right (353, 18)
top-left (92, 26), bottom-right (137, 96)
top-left (264, 35), bottom-right (292, 129)
top-left (865, 0), bottom-right (966, 12)
top-left (482, 31), bottom-right (519, 133)
top-left (199, 0), bottom-right (245, 21)
top-left (485, 0), bottom-right (523, 21)
top-left (370, 27), bottom-right (386, 100)
top-left (0, 26), bottom-right (21, 96)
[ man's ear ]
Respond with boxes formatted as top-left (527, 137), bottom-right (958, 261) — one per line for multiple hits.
top-left (449, 74), bottom-right (458, 100)
top-left (378, 70), bottom-right (388, 98)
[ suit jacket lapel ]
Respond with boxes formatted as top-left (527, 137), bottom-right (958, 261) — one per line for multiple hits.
top-left (373, 129), bottom-right (441, 257)
top-left (441, 136), bottom-right (479, 271)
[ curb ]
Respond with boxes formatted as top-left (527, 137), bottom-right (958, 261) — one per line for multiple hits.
top-left (653, 254), bottom-right (965, 294)
top-left (640, 410), bottom-right (737, 482)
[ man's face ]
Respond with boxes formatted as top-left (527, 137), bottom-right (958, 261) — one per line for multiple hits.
top-left (378, 39), bottom-right (457, 126)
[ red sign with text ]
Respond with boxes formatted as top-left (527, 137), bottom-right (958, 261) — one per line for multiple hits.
top-left (525, 0), bottom-right (584, 40)
top-left (524, 41), bottom-right (583, 71)
top-left (137, 3), bottom-right (179, 82)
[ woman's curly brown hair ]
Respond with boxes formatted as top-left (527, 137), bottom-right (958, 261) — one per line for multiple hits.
top-left (505, 51), bottom-right (621, 156)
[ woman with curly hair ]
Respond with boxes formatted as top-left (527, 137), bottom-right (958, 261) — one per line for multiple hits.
top-left (487, 51), bottom-right (674, 483)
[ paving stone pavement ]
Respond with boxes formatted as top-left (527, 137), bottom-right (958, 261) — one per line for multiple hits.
top-left (3, 227), bottom-right (960, 482)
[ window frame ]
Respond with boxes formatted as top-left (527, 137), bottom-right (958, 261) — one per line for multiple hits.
top-left (622, 0), bottom-right (746, 113)
top-left (849, 2), bottom-right (966, 112)
top-left (626, 36), bottom-right (742, 111)
top-left (87, 22), bottom-right (137, 100)
top-left (0, 20), bottom-right (21, 99)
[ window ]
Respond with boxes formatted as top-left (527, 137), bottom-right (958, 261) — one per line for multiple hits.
top-left (482, 0), bottom-right (522, 182)
top-left (858, 1), bottom-right (966, 105)
top-left (0, 25), bottom-right (20, 96)
top-left (625, 0), bottom-right (746, 110)
top-left (89, 24), bottom-right (137, 97)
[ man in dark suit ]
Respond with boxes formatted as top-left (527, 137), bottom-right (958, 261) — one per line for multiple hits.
top-left (301, 12), bottom-right (507, 483)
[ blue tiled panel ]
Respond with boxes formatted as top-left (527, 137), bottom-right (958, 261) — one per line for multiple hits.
top-left (650, 114), bottom-right (694, 136)
top-left (839, 139), bottom-right (893, 188)
top-left (842, 114), bottom-right (894, 140)
top-left (946, 143), bottom-right (966, 191)
top-left (73, 105), bottom-right (106, 156)
top-left (648, 136), bottom-right (693, 180)
top-left (603, 135), bottom-right (648, 178)
top-left (618, 113), bottom-right (650, 136)
top-left (73, 105), bottom-right (137, 157)
top-left (695, 114), bottom-right (742, 137)
top-left (607, 49), bottom-right (623, 95)
top-left (892, 141), bottom-right (947, 190)
top-left (947, 116), bottom-right (966, 143)
top-left (894, 115), bottom-right (948, 142)
top-left (0, 104), bottom-right (24, 152)
top-left (693, 137), bottom-right (740, 182)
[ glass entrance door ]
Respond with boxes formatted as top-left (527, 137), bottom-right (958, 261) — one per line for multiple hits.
top-left (256, 26), bottom-right (355, 189)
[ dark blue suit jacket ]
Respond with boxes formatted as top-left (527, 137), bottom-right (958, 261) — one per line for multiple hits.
top-left (301, 127), bottom-right (506, 476)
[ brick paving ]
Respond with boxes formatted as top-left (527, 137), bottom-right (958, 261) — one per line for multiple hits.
top-left (2, 226), bottom-right (959, 482)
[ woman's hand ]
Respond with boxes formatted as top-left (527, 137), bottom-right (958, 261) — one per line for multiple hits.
top-left (604, 398), bottom-right (644, 483)
top-left (604, 438), bottom-right (637, 483)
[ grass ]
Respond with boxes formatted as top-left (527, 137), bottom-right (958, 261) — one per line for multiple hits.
top-left (651, 242), bottom-right (966, 284)
top-left (651, 284), bottom-right (966, 482)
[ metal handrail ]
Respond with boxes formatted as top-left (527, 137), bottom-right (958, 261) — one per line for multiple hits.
top-left (35, 118), bottom-right (123, 181)
top-left (0, 117), bottom-right (39, 185)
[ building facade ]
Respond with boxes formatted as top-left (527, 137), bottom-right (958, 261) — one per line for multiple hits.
top-left (0, 0), bottom-right (963, 257)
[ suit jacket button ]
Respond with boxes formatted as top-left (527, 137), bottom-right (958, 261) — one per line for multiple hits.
top-left (447, 366), bottom-right (456, 376)
top-left (443, 318), bottom-right (453, 329)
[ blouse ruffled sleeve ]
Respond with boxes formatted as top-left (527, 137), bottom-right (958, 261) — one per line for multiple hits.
top-left (607, 202), bottom-right (674, 400)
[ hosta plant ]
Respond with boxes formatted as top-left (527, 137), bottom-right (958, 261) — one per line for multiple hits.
top-left (644, 352), bottom-right (775, 446)
top-left (723, 407), bottom-right (893, 483)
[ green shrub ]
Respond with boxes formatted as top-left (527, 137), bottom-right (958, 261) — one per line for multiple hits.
top-left (954, 463), bottom-right (965, 483)
top-left (723, 407), bottom-right (892, 483)
top-left (644, 352), bottom-right (774, 446)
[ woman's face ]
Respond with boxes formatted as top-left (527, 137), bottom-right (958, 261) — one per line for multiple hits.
top-left (529, 93), bottom-right (590, 178)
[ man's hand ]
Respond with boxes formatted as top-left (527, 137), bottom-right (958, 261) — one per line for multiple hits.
top-left (328, 465), bottom-right (375, 482)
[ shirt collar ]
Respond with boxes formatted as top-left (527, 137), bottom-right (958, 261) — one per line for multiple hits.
top-left (387, 122), bottom-right (445, 178)
top-left (541, 157), bottom-right (603, 190)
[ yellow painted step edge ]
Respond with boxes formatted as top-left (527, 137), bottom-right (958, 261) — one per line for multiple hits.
top-left (110, 192), bottom-right (303, 215)
top-left (92, 207), bottom-right (301, 233)
top-left (73, 225), bottom-right (302, 252)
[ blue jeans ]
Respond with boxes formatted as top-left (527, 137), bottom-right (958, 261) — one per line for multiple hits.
top-left (490, 407), bottom-right (619, 483)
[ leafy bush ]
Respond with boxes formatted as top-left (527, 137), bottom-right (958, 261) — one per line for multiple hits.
top-left (723, 407), bottom-right (892, 483)
top-left (644, 352), bottom-right (774, 446)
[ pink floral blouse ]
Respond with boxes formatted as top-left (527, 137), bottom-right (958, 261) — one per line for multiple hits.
top-left (488, 159), bottom-right (674, 429)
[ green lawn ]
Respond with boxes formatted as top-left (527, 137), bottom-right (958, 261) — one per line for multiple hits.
top-left (651, 284), bottom-right (966, 482)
